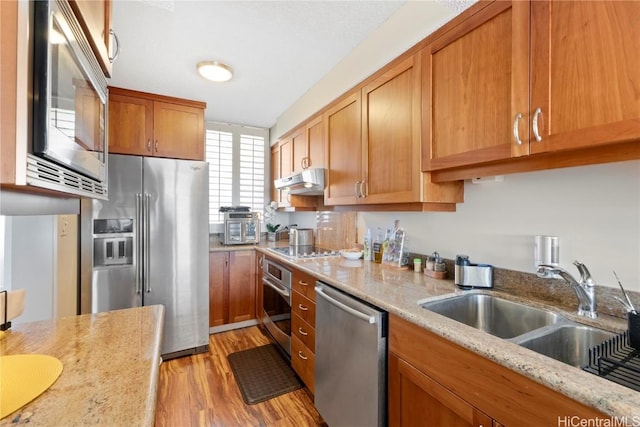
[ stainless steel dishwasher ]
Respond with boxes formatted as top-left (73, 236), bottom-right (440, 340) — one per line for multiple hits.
top-left (315, 282), bottom-right (387, 427)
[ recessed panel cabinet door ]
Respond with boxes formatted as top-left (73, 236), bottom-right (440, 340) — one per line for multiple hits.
top-left (228, 250), bottom-right (256, 323)
top-left (69, 0), bottom-right (113, 76)
top-left (153, 101), bottom-right (205, 161)
top-left (362, 54), bottom-right (422, 204)
top-left (422, 1), bottom-right (530, 170)
top-left (209, 252), bottom-right (227, 328)
top-left (290, 126), bottom-right (307, 174)
top-left (388, 354), bottom-right (493, 427)
top-left (109, 93), bottom-right (154, 156)
top-left (324, 91), bottom-right (362, 206)
top-left (306, 115), bottom-right (325, 170)
top-left (530, 0), bottom-right (640, 154)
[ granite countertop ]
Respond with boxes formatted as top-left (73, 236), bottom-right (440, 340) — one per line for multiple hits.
top-left (256, 247), bottom-right (639, 419)
top-left (0, 305), bottom-right (165, 426)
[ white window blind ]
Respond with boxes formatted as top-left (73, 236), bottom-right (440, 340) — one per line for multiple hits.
top-left (205, 123), bottom-right (268, 224)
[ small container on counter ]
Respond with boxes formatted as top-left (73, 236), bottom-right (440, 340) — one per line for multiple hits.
top-left (413, 258), bottom-right (422, 274)
top-left (424, 251), bottom-right (446, 279)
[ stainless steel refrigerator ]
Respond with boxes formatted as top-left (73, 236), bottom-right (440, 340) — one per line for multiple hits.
top-left (80, 154), bottom-right (209, 359)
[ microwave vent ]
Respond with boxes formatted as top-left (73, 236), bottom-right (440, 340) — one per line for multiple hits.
top-left (26, 154), bottom-right (107, 199)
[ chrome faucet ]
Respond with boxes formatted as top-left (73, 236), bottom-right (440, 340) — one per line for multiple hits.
top-left (536, 261), bottom-right (598, 318)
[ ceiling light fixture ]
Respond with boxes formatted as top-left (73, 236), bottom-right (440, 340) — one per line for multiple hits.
top-left (197, 61), bottom-right (233, 82)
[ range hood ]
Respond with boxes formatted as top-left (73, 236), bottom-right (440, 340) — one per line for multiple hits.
top-left (274, 168), bottom-right (325, 195)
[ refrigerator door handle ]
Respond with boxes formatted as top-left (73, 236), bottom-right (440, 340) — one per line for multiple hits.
top-left (135, 193), bottom-right (143, 294)
top-left (144, 193), bottom-right (151, 293)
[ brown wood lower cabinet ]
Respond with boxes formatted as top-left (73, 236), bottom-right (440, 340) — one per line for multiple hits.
top-left (209, 250), bottom-right (256, 328)
top-left (388, 314), bottom-right (605, 427)
top-left (255, 252), bottom-right (265, 327)
top-left (290, 267), bottom-right (317, 394)
top-left (389, 354), bottom-right (492, 427)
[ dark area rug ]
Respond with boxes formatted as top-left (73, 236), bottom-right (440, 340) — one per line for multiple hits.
top-left (227, 344), bottom-right (302, 405)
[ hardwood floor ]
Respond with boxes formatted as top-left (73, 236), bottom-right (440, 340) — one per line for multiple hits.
top-left (155, 326), bottom-right (323, 427)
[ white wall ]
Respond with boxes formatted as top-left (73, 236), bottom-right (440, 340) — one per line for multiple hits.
top-left (356, 160), bottom-right (640, 291)
top-left (271, 0), bottom-right (472, 141)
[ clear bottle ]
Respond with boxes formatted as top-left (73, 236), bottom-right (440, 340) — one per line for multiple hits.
top-left (363, 228), bottom-right (372, 261)
top-left (373, 227), bottom-right (383, 263)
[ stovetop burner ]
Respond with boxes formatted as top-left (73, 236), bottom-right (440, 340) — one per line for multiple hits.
top-left (269, 245), bottom-right (339, 259)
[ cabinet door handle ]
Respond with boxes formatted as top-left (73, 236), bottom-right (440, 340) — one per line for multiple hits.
top-left (354, 181), bottom-right (360, 198)
top-left (360, 181), bottom-right (367, 198)
top-left (297, 351), bottom-right (308, 360)
top-left (146, 139), bottom-right (152, 152)
top-left (532, 107), bottom-right (543, 142)
top-left (298, 303), bottom-right (308, 311)
top-left (155, 140), bottom-right (159, 152)
top-left (109, 29), bottom-right (121, 63)
top-left (298, 327), bottom-right (308, 336)
top-left (298, 280), bottom-right (308, 286)
top-left (513, 112), bottom-right (523, 145)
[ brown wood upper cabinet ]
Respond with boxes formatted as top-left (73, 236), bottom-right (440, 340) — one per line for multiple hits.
top-left (290, 116), bottom-right (325, 174)
top-left (422, 0), bottom-right (640, 172)
top-left (109, 87), bottom-right (205, 161)
top-left (271, 117), bottom-right (323, 210)
top-left (325, 54), bottom-right (462, 208)
top-left (69, 0), bottom-right (115, 77)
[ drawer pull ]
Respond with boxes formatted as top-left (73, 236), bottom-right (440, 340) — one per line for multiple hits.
top-left (298, 280), bottom-right (308, 286)
top-left (297, 351), bottom-right (308, 360)
top-left (298, 304), bottom-right (308, 311)
top-left (298, 327), bottom-right (308, 336)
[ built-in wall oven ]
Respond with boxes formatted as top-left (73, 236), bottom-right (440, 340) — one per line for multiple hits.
top-left (262, 257), bottom-right (292, 357)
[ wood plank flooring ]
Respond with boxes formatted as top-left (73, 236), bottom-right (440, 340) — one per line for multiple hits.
top-left (155, 326), bottom-right (323, 427)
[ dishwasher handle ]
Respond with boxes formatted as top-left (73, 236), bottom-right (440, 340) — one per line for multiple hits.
top-left (315, 285), bottom-right (376, 324)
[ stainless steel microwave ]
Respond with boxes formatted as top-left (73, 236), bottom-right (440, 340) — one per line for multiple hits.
top-left (27, 0), bottom-right (109, 198)
top-left (223, 212), bottom-right (261, 245)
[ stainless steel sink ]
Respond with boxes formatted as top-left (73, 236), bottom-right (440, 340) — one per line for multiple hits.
top-left (516, 324), bottom-right (615, 367)
top-left (420, 292), bottom-right (616, 368)
top-left (420, 293), bottom-right (562, 339)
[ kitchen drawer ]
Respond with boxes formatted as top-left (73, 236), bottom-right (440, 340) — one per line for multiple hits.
top-left (292, 312), bottom-right (316, 351)
top-left (292, 291), bottom-right (316, 327)
top-left (292, 334), bottom-right (315, 394)
top-left (292, 269), bottom-right (316, 301)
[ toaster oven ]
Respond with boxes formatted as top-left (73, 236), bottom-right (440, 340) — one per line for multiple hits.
top-left (223, 212), bottom-right (261, 245)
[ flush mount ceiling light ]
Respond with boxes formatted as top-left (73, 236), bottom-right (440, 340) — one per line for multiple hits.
top-left (197, 61), bottom-right (233, 82)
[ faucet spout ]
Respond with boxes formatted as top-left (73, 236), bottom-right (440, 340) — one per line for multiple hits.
top-left (536, 261), bottom-right (598, 318)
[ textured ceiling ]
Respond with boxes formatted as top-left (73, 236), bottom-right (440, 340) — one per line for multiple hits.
top-left (108, 0), bottom-right (406, 128)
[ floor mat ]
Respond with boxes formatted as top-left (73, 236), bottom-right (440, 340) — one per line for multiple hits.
top-left (227, 344), bottom-right (302, 405)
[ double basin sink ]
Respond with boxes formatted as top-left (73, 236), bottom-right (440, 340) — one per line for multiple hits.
top-left (420, 293), bottom-right (615, 367)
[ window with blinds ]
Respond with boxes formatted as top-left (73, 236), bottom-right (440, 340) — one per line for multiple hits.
top-left (205, 123), bottom-right (268, 224)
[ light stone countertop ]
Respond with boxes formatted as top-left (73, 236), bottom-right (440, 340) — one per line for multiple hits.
top-left (256, 247), bottom-right (640, 419)
top-left (0, 305), bottom-right (165, 426)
